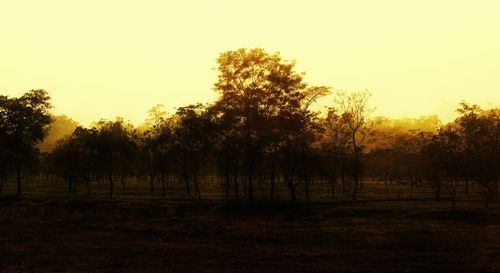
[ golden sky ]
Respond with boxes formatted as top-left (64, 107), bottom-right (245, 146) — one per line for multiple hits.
top-left (1, 0), bottom-right (499, 126)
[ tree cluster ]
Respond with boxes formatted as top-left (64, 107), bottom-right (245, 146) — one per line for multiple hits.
top-left (1, 49), bottom-right (498, 208)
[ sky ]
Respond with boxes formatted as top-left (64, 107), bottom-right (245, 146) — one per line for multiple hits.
top-left (1, 0), bottom-right (499, 126)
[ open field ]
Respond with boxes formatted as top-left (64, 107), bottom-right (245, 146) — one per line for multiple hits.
top-left (1, 191), bottom-right (499, 273)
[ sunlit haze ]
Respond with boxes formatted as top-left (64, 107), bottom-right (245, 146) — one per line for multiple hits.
top-left (1, 0), bottom-right (499, 126)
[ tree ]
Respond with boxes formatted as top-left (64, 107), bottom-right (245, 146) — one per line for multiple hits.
top-left (38, 115), bottom-right (79, 153)
top-left (94, 118), bottom-right (136, 199)
top-left (484, 108), bottom-right (500, 197)
top-left (141, 104), bottom-right (174, 196)
top-left (276, 86), bottom-right (330, 202)
top-left (172, 104), bottom-right (214, 201)
top-left (0, 96), bottom-right (10, 193)
top-left (0, 90), bottom-right (52, 194)
top-left (323, 107), bottom-right (351, 198)
top-left (50, 127), bottom-right (95, 195)
top-left (329, 90), bottom-right (374, 200)
top-left (213, 48), bottom-right (313, 200)
top-left (454, 102), bottom-right (499, 206)
top-left (210, 104), bottom-right (242, 200)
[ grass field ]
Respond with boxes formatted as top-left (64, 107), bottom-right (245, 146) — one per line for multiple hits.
top-left (1, 183), bottom-right (499, 273)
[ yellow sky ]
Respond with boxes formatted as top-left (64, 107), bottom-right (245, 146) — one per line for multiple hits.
top-left (1, 0), bottom-right (499, 126)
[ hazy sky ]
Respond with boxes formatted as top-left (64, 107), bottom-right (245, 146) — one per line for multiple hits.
top-left (1, 0), bottom-right (499, 126)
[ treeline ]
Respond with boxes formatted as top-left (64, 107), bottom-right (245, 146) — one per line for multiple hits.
top-left (0, 48), bottom-right (499, 207)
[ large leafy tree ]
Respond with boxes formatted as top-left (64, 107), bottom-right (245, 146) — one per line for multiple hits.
top-left (213, 48), bottom-right (317, 200)
top-left (0, 90), bottom-right (52, 194)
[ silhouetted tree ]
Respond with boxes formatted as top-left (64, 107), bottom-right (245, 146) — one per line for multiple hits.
top-left (50, 126), bottom-right (96, 195)
top-left (94, 118), bottom-right (135, 199)
top-left (454, 103), bottom-right (500, 206)
top-left (142, 104), bottom-right (174, 196)
top-left (213, 48), bottom-right (307, 200)
top-left (0, 90), bottom-right (52, 194)
top-left (213, 48), bottom-right (328, 201)
top-left (323, 107), bottom-right (351, 198)
top-left (210, 106), bottom-right (242, 200)
top-left (276, 86), bottom-right (329, 202)
top-left (172, 104), bottom-right (214, 201)
top-left (328, 90), bottom-right (374, 200)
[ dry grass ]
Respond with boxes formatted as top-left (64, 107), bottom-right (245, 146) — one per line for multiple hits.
top-left (0, 193), bottom-right (499, 273)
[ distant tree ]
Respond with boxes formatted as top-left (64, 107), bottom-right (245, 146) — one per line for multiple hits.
top-left (392, 131), bottom-right (428, 195)
top-left (0, 90), bottom-right (52, 194)
top-left (141, 104), bottom-right (174, 196)
top-left (172, 104), bottom-right (214, 201)
top-left (71, 126), bottom-right (96, 195)
top-left (94, 118), bottom-right (136, 199)
top-left (137, 127), bottom-right (159, 194)
top-left (323, 107), bottom-right (351, 198)
top-left (48, 125), bottom-right (101, 195)
top-left (365, 115), bottom-right (441, 152)
top-left (328, 90), bottom-right (374, 200)
top-left (38, 115), bottom-right (79, 153)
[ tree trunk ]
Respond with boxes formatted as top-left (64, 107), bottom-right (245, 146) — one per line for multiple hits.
top-left (225, 168), bottom-right (230, 200)
top-left (352, 133), bottom-right (359, 201)
top-left (68, 176), bottom-right (72, 192)
top-left (285, 169), bottom-right (297, 201)
top-left (184, 175), bottom-right (190, 195)
top-left (121, 171), bottom-right (126, 191)
top-left (108, 173), bottom-right (114, 199)
top-left (270, 175), bottom-right (275, 200)
top-left (150, 175), bottom-right (155, 193)
top-left (248, 170), bottom-right (253, 200)
top-left (409, 179), bottom-right (414, 199)
top-left (448, 180), bottom-right (456, 209)
top-left (482, 181), bottom-right (494, 208)
top-left (234, 172), bottom-right (239, 202)
top-left (193, 175), bottom-right (201, 201)
top-left (16, 162), bottom-right (22, 195)
top-left (330, 176), bottom-right (336, 199)
top-left (495, 179), bottom-right (498, 197)
top-left (464, 177), bottom-right (469, 196)
top-left (161, 171), bottom-right (166, 197)
top-left (85, 172), bottom-right (91, 196)
top-left (305, 177), bottom-right (310, 204)
top-left (270, 149), bottom-right (277, 200)
top-left (341, 170), bottom-right (346, 196)
top-left (242, 175), bottom-right (247, 197)
top-left (434, 180), bottom-right (441, 202)
top-left (148, 159), bottom-right (155, 193)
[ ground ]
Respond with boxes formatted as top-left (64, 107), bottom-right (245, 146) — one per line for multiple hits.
top-left (1, 194), bottom-right (499, 273)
